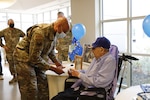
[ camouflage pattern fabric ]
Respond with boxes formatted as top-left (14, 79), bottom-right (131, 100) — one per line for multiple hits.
top-left (13, 23), bottom-right (57, 100)
top-left (56, 30), bottom-right (72, 61)
top-left (0, 27), bottom-right (25, 75)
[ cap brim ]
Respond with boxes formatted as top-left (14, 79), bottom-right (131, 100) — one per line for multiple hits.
top-left (92, 43), bottom-right (97, 49)
top-left (88, 46), bottom-right (93, 49)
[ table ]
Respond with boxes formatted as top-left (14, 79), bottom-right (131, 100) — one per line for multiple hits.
top-left (45, 61), bottom-right (90, 100)
top-left (115, 85), bottom-right (143, 100)
top-left (45, 61), bottom-right (75, 100)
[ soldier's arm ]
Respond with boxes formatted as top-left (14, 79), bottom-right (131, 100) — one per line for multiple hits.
top-left (48, 45), bottom-right (62, 66)
top-left (28, 31), bottom-right (64, 74)
top-left (28, 31), bottom-right (50, 71)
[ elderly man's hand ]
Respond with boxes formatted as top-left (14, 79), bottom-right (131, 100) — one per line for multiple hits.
top-left (68, 69), bottom-right (72, 76)
top-left (69, 69), bottom-right (80, 78)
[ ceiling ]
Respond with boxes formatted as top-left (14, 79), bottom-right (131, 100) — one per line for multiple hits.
top-left (4, 0), bottom-right (70, 13)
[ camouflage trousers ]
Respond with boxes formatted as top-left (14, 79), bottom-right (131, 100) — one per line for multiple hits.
top-left (6, 53), bottom-right (16, 75)
top-left (15, 61), bottom-right (49, 100)
top-left (57, 50), bottom-right (69, 62)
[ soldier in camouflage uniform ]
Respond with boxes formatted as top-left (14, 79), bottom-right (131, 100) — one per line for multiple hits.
top-left (56, 30), bottom-right (72, 61)
top-left (56, 12), bottom-right (72, 61)
top-left (0, 19), bottom-right (25, 83)
top-left (13, 17), bottom-right (70, 100)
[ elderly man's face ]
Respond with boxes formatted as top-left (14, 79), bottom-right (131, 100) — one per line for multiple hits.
top-left (92, 47), bottom-right (105, 58)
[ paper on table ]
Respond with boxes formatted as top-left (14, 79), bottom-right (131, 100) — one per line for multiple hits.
top-left (47, 62), bottom-right (75, 76)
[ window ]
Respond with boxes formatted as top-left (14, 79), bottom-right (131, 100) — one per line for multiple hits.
top-left (22, 14), bottom-right (33, 22)
top-left (44, 11), bottom-right (50, 23)
top-left (7, 13), bottom-right (20, 22)
top-left (101, 0), bottom-right (150, 87)
top-left (37, 13), bottom-right (43, 24)
top-left (103, 21), bottom-right (127, 52)
top-left (0, 13), bottom-right (7, 21)
top-left (0, 13), bottom-right (7, 30)
top-left (51, 10), bottom-right (58, 22)
top-left (21, 14), bottom-right (34, 32)
top-left (103, 0), bottom-right (127, 20)
top-left (132, 55), bottom-right (150, 85)
top-left (59, 8), bottom-right (67, 17)
top-left (132, 0), bottom-right (150, 17)
top-left (0, 22), bottom-right (7, 30)
top-left (132, 19), bottom-right (150, 54)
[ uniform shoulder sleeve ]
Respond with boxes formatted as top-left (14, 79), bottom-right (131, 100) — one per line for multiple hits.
top-left (32, 31), bottom-right (44, 45)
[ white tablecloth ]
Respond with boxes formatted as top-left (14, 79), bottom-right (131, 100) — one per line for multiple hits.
top-left (45, 61), bottom-right (75, 100)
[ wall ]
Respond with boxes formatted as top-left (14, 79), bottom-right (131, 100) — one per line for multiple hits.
top-left (71, 0), bottom-right (100, 46)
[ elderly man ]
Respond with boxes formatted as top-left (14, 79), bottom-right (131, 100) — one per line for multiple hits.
top-left (13, 17), bottom-right (70, 100)
top-left (52, 37), bottom-right (117, 100)
top-left (0, 19), bottom-right (25, 83)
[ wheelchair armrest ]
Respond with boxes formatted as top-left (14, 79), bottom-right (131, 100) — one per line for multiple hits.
top-left (79, 87), bottom-right (106, 99)
top-left (81, 87), bottom-right (106, 95)
top-left (83, 87), bottom-right (105, 92)
top-left (65, 76), bottom-right (80, 90)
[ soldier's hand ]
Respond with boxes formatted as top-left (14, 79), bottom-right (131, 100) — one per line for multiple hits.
top-left (57, 65), bottom-right (65, 69)
top-left (55, 61), bottom-right (62, 67)
top-left (55, 62), bottom-right (65, 69)
top-left (50, 66), bottom-right (64, 75)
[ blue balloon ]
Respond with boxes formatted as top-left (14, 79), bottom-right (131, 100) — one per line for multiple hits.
top-left (72, 37), bottom-right (78, 44)
top-left (143, 15), bottom-right (150, 37)
top-left (68, 41), bottom-right (83, 61)
top-left (72, 24), bottom-right (86, 40)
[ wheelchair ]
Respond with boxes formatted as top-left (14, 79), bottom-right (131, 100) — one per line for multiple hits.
top-left (64, 45), bottom-right (139, 100)
top-left (64, 45), bottom-right (119, 100)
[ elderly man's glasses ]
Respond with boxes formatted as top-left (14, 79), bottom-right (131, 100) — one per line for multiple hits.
top-left (92, 47), bottom-right (96, 50)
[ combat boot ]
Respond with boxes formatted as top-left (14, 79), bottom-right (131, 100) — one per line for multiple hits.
top-left (9, 75), bottom-right (17, 84)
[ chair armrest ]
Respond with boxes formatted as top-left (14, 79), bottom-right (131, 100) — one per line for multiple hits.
top-left (80, 87), bottom-right (106, 99)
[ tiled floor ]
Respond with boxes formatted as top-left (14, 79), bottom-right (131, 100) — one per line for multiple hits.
top-left (0, 62), bottom-right (21, 100)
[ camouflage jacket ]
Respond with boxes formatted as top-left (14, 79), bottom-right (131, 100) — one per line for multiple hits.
top-left (56, 30), bottom-right (72, 51)
top-left (0, 27), bottom-right (25, 53)
top-left (14, 23), bottom-right (57, 71)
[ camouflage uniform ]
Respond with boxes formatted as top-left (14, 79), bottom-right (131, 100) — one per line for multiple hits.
top-left (56, 30), bottom-right (72, 61)
top-left (0, 28), bottom-right (25, 76)
top-left (13, 23), bottom-right (58, 100)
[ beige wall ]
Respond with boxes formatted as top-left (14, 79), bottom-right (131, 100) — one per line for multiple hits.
top-left (71, 0), bottom-right (100, 46)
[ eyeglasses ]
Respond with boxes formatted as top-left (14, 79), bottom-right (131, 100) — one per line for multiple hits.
top-left (92, 47), bottom-right (96, 50)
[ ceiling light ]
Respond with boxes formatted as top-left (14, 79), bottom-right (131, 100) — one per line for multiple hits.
top-left (0, 0), bottom-right (17, 9)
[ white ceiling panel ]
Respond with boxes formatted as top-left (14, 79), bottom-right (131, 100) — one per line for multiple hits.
top-left (4, 0), bottom-right (70, 13)
top-left (8, 0), bottom-right (55, 10)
